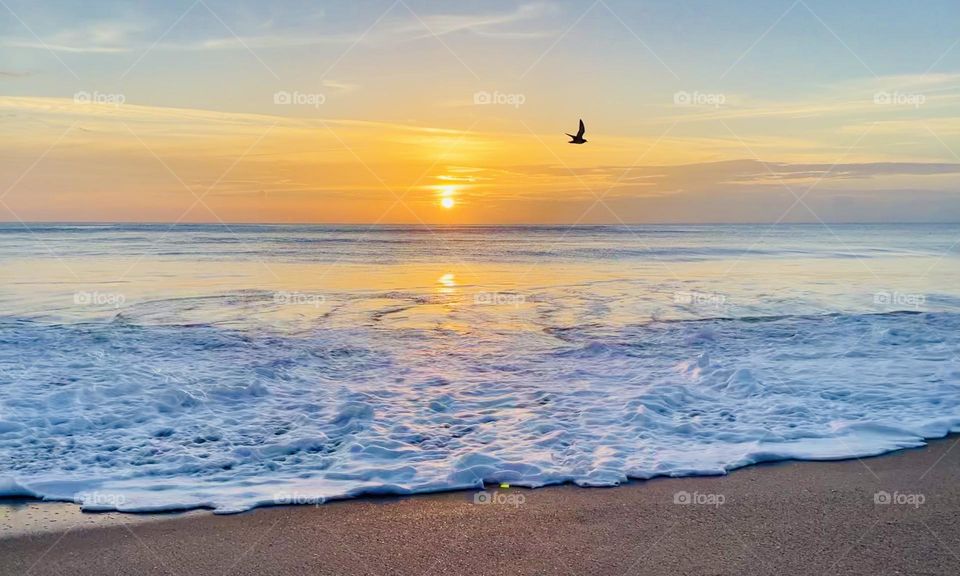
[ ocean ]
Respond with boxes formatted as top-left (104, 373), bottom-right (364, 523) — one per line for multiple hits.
top-left (1, 223), bottom-right (959, 512)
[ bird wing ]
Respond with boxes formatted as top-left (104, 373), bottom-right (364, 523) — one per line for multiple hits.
top-left (576, 119), bottom-right (585, 138)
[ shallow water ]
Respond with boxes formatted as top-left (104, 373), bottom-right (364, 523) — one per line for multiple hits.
top-left (1, 224), bottom-right (958, 512)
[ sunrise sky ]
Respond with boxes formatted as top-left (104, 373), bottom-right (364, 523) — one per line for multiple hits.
top-left (2, 0), bottom-right (960, 224)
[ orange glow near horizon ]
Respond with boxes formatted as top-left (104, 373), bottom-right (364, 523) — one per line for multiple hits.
top-left (3, 93), bottom-right (958, 224)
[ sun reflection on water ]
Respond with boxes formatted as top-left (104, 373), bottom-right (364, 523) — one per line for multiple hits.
top-left (437, 273), bottom-right (456, 293)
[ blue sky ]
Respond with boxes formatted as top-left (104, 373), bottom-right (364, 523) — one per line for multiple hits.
top-left (2, 0), bottom-right (960, 222)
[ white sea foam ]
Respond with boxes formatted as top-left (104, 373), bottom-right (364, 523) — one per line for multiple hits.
top-left (1, 308), bottom-right (958, 513)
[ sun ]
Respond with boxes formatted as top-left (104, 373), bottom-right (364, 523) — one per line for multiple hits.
top-left (437, 185), bottom-right (457, 209)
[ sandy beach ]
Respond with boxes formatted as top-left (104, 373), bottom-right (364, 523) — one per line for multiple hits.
top-left (3, 436), bottom-right (959, 576)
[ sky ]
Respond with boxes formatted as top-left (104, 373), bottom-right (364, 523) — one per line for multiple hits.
top-left (2, 0), bottom-right (960, 224)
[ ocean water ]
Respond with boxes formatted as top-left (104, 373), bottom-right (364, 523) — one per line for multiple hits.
top-left (1, 223), bottom-right (959, 513)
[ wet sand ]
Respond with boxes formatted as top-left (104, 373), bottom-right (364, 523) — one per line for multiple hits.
top-left (2, 436), bottom-right (960, 575)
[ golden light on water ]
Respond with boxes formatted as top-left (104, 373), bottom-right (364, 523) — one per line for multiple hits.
top-left (438, 273), bottom-right (456, 287)
top-left (437, 272), bottom-right (456, 294)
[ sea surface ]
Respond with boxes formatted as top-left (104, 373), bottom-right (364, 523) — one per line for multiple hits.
top-left (1, 223), bottom-right (959, 513)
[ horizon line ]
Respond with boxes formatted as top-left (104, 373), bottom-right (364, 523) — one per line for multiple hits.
top-left (1, 220), bottom-right (958, 227)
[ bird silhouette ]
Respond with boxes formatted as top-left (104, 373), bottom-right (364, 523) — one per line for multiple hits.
top-left (566, 119), bottom-right (587, 144)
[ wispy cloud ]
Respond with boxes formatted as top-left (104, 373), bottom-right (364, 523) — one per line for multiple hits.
top-left (1, 2), bottom-right (555, 54)
top-left (4, 19), bottom-right (145, 53)
top-left (390, 1), bottom-right (556, 40)
top-left (322, 79), bottom-right (359, 94)
top-left (660, 73), bottom-right (960, 125)
top-left (479, 158), bottom-right (960, 200)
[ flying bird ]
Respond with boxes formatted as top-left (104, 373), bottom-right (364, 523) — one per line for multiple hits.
top-left (566, 119), bottom-right (587, 144)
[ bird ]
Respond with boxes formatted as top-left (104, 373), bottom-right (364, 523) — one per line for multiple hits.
top-left (566, 119), bottom-right (587, 144)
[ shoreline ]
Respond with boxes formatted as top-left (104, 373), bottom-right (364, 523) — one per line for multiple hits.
top-left (1, 431), bottom-right (951, 530)
top-left (3, 435), bottom-right (960, 575)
